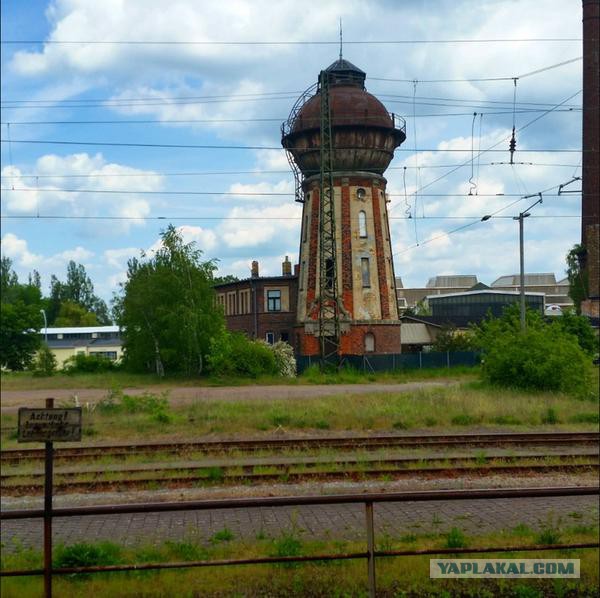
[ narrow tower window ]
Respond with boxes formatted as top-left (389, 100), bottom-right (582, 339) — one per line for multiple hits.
top-left (325, 258), bottom-right (334, 289)
top-left (361, 258), bottom-right (371, 288)
top-left (358, 211), bottom-right (367, 238)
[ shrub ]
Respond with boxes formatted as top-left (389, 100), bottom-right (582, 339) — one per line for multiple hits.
top-left (270, 340), bottom-right (297, 377)
top-left (30, 344), bottom-right (57, 377)
top-left (63, 353), bottom-right (117, 374)
top-left (207, 332), bottom-right (277, 378)
top-left (475, 306), bottom-right (596, 398)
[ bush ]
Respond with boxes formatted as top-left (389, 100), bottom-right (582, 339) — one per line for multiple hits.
top-left (30, 344), bottom-right (57, 377)
top-left (63, 353), bottom-right (117, 373)
top-left (475, 306), bottom-right (596, 398)
top-left (270, 340), bottom-right (297, 377)
top-left (207, 332), bottom-right (278, 378)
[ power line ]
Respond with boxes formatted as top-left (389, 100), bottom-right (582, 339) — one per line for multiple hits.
top-left (370, 57), bottom-right (582, 83)
top-left (0, 139), bottom-right (582, 152)
top-left (388, 89), bottom-right (583, 215)
top-left (0, 38), bottom-right (582, 46)
top-left (0, 214), bottom-right (579, 222)
top-left (0, 187), bottom-right (580, 198)
top-left (0, 162), bottom-right (581, 180)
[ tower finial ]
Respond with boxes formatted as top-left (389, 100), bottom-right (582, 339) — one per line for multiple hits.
top-left (339, 18), bottom-right (343, 61)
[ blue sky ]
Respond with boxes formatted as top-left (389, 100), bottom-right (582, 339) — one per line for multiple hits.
top-left (1, 0), bottom-right (584, 301)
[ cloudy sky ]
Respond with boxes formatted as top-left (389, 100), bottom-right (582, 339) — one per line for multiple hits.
top-left (0, 0), bottom-right (584, 300)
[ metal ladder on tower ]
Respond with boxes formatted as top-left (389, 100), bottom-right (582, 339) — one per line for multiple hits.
top-left (318, 70), bottom-right (341, 368)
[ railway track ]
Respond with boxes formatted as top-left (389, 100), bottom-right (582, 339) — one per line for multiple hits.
top-left (2, 452), bottom-right (597, 495)
top-left (2, 431), bottom-right (598, 465)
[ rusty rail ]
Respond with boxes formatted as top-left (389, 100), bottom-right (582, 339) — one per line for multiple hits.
top-left (1, 486), bottom-right (599, 598)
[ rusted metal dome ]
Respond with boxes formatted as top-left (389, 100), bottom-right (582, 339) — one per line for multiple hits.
top-left (281, 59), bottom-right (406, 176)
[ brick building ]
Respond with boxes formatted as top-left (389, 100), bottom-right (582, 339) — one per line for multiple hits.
top-left (214, 258), bottom-right (299, 347)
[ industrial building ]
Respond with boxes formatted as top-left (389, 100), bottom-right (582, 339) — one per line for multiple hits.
top-left (43, 326), bottom-right (123, 367)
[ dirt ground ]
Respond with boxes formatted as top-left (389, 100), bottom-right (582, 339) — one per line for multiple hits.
top-left (0, 380), bottom-right (458, 413)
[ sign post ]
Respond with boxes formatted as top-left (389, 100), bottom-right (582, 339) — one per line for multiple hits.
top-left (18, 399), bottom-right (82, 598)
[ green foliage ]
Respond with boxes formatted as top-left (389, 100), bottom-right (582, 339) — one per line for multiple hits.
top-left (565, 244), bottom-right (588, 313)
top-left (271, 531), bottom-right (303, 567)
top-left (95, 390), bottom-right (173, 423)
top-left (53, 541), bottom-right (123, 569)
top-left (568, 413), bottom-right (599, 424)
top-left (474, 305), bottom-right (596, 398)
top-left (541, 407), bottom-right (559, 425)
top-left (0, 258), bottom-right (43, 370)
top-left (536, 527), bottom-right (561, 545)
top-left (433, 324), bottom-right (474, 352)
top-left (63, 353), bottom-right (117, 373)
top-left (551, 309), bottom-right (598, 356)
top-left (207, 332), bottom-right (278, 378)
top-left (31, 344), bottom-right (57, 377)
top-left (451, 414), bottom-right (477, 425)
top-left (53, 300), bottom-right (99, 327)
top-left (210, 527), bottom-right (234, 543)
top-left (48, 261), bottom-right (111, 325)
top-left (115, 225), bottom-right (224, 376)
top-left (271, 340), bottom-right (297, 377)
top-left (445, 527), bottom-right (467, 548)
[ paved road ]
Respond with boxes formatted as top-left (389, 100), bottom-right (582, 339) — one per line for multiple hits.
top-left (2, 495), bottom-right (597, 551)
top-left (0, 380), bottom-right (459, 412)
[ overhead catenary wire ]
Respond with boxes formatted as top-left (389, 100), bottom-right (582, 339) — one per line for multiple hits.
top-left (388, 89), bottom-right (583, 216)
top-left (0, 139), bottom-right (582, 152)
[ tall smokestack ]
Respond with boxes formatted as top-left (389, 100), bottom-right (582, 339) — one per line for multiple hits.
top-left (282, 256), bottom-right (292, 276)
top-left (581, 0), bottom-right (600, 317)
top-left (251, 260), bottom-right (259, 278)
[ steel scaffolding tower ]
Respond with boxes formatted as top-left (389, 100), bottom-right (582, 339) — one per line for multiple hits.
top-left (317, 70), bottom-right (341, 366)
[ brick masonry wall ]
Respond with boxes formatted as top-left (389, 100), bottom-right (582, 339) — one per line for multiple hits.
top-left (371, 187), bottom-right (391, 319)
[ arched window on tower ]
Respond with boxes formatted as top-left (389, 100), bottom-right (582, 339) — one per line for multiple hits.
top-left (364, 332), bottom-right (375, 352)
top-left (358, 211), bottom-right (367, 238)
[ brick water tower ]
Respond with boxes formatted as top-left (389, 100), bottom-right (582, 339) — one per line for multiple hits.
top-left (281, 59), bottom-right (406, 359)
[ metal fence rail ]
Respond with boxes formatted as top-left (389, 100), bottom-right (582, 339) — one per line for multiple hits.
top-left (2, 486), bottom-right (599, 597)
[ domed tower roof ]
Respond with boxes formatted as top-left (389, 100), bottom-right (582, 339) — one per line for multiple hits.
top-left (281, 58), bottom-right (406, 176)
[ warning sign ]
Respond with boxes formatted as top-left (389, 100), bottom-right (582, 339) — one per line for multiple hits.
top-left (18, 408), bottom-right (82, 442)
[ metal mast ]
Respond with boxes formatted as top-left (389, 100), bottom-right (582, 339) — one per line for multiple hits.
top-left (318, 70), bottom-right (341, 366)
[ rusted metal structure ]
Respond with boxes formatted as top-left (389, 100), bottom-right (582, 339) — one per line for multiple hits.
top-left (2, 486), bottom-right (598, 598)
top-left (282, 59), bottom-right (406, 359)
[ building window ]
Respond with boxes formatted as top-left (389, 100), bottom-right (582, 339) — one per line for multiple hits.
top-left (265, 331), bottom-right (275, 344)
top-left (356, 187), bottom-right (366, 200)
top-left (358, 210), bottom-right (367, 238)
top-left (361, 258), bottom-right (371, 288)
top-left (325, 258), bottom-right (334, 289)
top-left (227, 292), bottom-right (236, 315)
top-left (280, 331), bottom-right (289, 343)
top-left (267, 289), bottom-right (281, 312)
top-left (90, 351), bottom-right (118, 361)
top-left (364, 333), bottom-right (375, 352)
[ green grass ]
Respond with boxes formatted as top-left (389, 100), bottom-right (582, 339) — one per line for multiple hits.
top-left (1, 528), bottom-right (598, 597)
top-left (0, 365), bottom-right (477, 391)
top-left (2, 381), bottom-right (598, 449)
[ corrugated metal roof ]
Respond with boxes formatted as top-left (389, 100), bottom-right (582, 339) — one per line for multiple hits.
top-left (401, 323), bottom-right (433, 345)
top-left (395, 277), bottom-right (404, 289)
top-left (426, 275), bottom-right (478, 288)
top-left (491, 273), bottom-right (557, 287)
top-left (427, 289), bottom-right (545, 300)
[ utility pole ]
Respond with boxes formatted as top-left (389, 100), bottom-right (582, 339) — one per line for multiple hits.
top-left (514, 193), bottom-right (543, 331)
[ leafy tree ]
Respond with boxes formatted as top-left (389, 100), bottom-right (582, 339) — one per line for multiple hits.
top-left (0, 258), bottom-right (43, 369)
top-left (432, 324), bottom-right (474, 352)
top-left (54, 301), bottom-right (99, 327)
top-left (47, 262), bottom-right (111, 325)
top-left (212, 274), bottom-right (239, 286)
top-left (207, 332), bottom-right (278, 378)
top-left (28, 270), bottom-right (41, 290)
top-left (566, 244), bottom-right (588, 314)
top-left (114, 225), bottom-right (225, 376)
top-left (551, 309), bottom-right (598, 356)
top-left (31, 344), bottom-right (58, 377)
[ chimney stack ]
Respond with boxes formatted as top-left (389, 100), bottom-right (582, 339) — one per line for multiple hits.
top-left (251, 260), bottom-right (259, 278)
top-left (294, 263), bottom-right (300, 276)
top-left (282, 256), bottom-right (292, 276)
